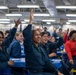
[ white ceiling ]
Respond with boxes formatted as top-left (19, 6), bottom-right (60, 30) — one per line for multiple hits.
top-left (0, 0), bottom-right (76, 30)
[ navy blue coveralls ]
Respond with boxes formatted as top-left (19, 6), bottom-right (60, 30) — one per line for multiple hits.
top-left (23, 24), bottom-right (60, 75)
top-left (0, 28), bottom-right (17, 74)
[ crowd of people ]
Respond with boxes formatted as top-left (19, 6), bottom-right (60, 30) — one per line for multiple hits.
top-left (0, 9), bottom-right (76, 75)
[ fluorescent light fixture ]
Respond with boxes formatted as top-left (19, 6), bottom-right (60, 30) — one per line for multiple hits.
top-left (66, 22), bottom-right (70, 24)
top-left (21, 21), bottom-right (26, 24)
top-left (34, 14), bottom-right (50, 16)
top-left (42, 20), bottom-right (55, 22)
top-left (22, 24), bottom-right (28, 25)
top-left (17, 5), bottom-right (39, 8)
top-left (0, 19), bottom-right (10, 21)
top-left (5, 14), bottom-right (22, 16)
top-left (56, 6), bottom-right (76, 9)
top-left (0, 22), bottom-right (10, 23)
top-left (46, 22), bottom-right (51, 24)
top-left (24, 19), bottom-right (29, 22)
top-left (66, 14), bottom-right (76, 17)
top-left (68, 20), bottom-right (76, 22)
top-left (0, 6), bottom-right (8, 9)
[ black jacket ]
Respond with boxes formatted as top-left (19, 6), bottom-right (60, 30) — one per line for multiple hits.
top-left (40, 38), bottom-right (63, 57)
top-left (8, 39), bottom-right (21, 58)
top-left (23, 24), bottom-right (59, 74)
top-left (0, 28), bottom-right (17, 69)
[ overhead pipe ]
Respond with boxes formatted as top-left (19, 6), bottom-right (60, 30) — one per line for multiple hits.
top-left (42, 0), bottom-right (58, 17)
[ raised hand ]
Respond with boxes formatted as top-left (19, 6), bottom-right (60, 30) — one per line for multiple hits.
top-left (29, 9), bottom-right (34, 24)
top-left (14, 18), bottom-right (21, 28)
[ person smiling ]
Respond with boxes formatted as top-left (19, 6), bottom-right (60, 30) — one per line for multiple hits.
top-left (23, 9), bottom-right (63, 75)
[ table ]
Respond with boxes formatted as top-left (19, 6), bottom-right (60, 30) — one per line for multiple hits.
top-left (50, 59), bottom-right (62, 69)
top-left (10, 58), bottom-right (61, 69)
top-left (10, 58), bottom-right (26, 67)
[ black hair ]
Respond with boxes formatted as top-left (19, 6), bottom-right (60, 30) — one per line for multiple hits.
top-left (59, 28), bottom-right (62, 30)
top-left (44, 27), bottom-right (47, 29)
top-left (41, 32), bottom-right (48, 36)
top-left (0, 31), bottom-right (4, 38)
top-left (44, 27), bottom-right (47, 31)
top-left (69, 30), bottom-right (76, 38)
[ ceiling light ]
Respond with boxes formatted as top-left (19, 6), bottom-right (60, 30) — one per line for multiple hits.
top-left (0, 6), bottom-right (8, 9)
top-left (0, 22), bottom-right (10, 23)
top-left (34, 14), bottom-right (50, 16)
top-left (5, 14), bottom-right (22, 16)
top-left (21, 21), bottom-right (26, 24)
top-left (46, 22), bottom-right (51, 24)
top-left (66, 14), bottom-right (76, 17)
top-left (68, 20), bottom-right (76, 22)
top-left (17, 5), bottom-right (39, 8)
top-left (0, 19), bottom-right (10, 21)
top-left (56, 6), bottom-right (76, 9)
top-left (24, 19), bottom-right (29, 22)
top-left (22, 24), bottom-right (28, 25)
top-left (42, 20), bottom-right (55, 22)
top-left (66, 22), bottom-right (70, 24)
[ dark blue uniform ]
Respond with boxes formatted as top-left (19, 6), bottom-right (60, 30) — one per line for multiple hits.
top-left (0, 28), bottom-right (17, 69)
top-left (40, 38), bottom-right (63, 57)
top-left (8, 39), bottom-right (21, 58)
top-left (23, 25), bottom-right (59, 75)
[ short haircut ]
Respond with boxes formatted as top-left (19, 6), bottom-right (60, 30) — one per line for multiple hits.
top-left (44, 27), bottom-right (47, 29)
top-left (59, 28), bottom-right (62, 31)
top-left (41, 32), bottom-right (48, 36)
top-left (0, 31), bottom-right (4, 38)
top-left (69, 30), bottom-right (76, 38)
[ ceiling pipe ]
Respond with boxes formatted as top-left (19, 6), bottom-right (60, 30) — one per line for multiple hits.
top-left (62, 0), bottom-right (71, 5)
top-left (42, 0), bottom-right (58, 17)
